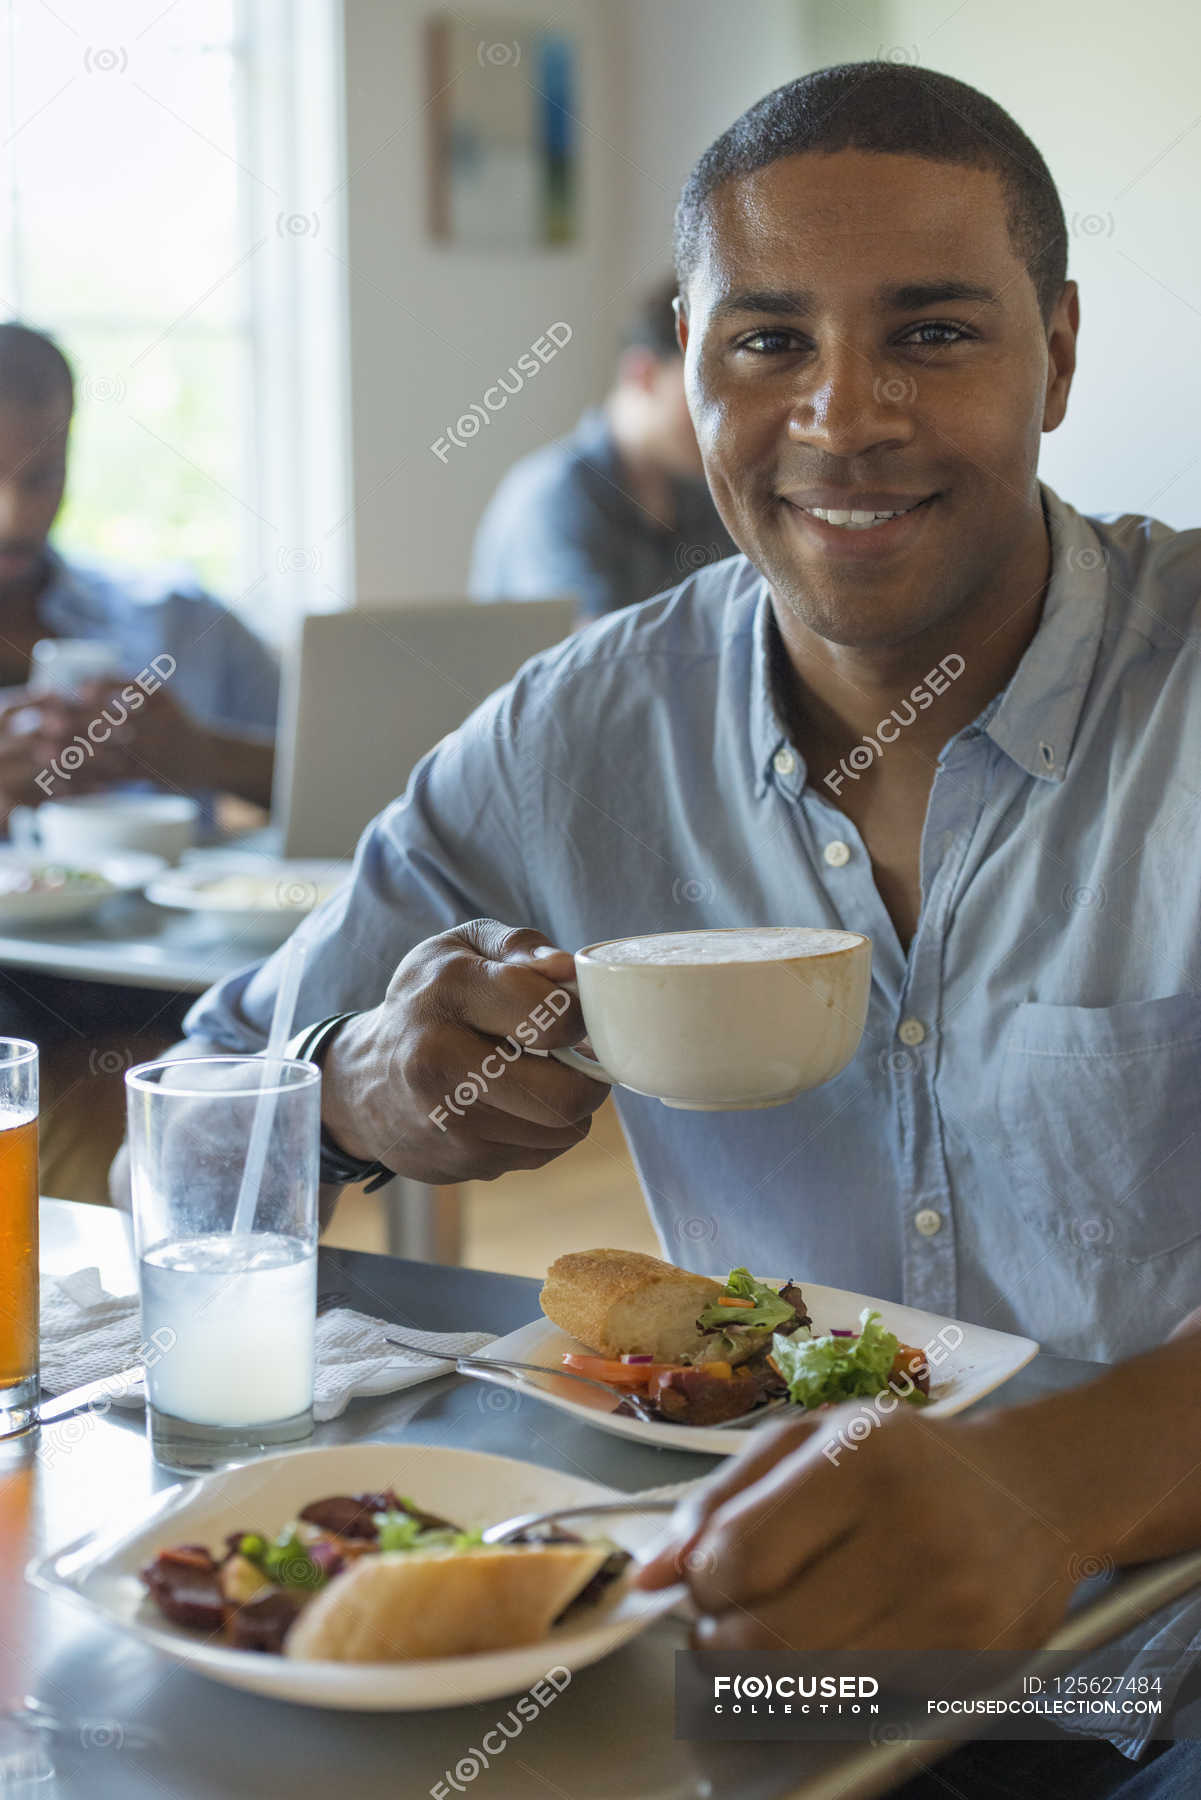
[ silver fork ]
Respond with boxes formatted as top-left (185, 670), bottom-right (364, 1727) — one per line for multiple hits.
top-left (382, 1334), bottom-right (662, 1423)
top-left (481, 1498), bottom-right (678, 1544)
top-left (383, 1334), bottom-right (793, 1429)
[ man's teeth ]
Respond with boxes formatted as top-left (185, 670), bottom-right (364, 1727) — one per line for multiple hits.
top-left (803, 503), bottom-right (920, 529)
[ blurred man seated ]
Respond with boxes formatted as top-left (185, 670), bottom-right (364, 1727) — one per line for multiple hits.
top-left (469, 277), bottom-right (734, 620)
top-left (0, 322), bottom-right (278, 825)
top-left (0, 321), bottom-right (280, 1204)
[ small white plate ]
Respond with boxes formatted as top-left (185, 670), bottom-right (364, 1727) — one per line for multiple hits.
top-left (472, 1281), bottom-right (1039, 1456)
top-left (27, 1442), bottom-right (682, 1711)
top-left (0, 849), bottom-right (166, 925)
top-left (146, 857), bottom-right (352, 941)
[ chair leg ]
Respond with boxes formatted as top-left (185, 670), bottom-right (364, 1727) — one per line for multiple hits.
top-left (383, 1180), bottom-right (463, 1264)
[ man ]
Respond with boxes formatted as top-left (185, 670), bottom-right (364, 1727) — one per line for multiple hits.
top-left (469, 276), bottom-right (734, 618)
top-left (181, 64), bottom-right (1201, 1794)
top-left (0, 321), bottom-right (278, 821)
top-left (0, 321), bottom-right (280, 1202)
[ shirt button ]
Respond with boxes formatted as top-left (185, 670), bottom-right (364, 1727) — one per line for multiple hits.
top-left (898, 1017), bottom-right (927, 1046)
top-left (772, 746), bottom-right (796, 777)
top-left (823, 840), bottom-right (851, 867)
top-left (914, 1208), bottom-right (942, 1237)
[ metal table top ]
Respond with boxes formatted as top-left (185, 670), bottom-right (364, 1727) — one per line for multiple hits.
top-left (17, 1201), bottom-right (1199, 1800)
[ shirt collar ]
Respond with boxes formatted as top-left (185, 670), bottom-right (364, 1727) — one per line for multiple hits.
top-left (747, 482), bottom-right (1111, 796)
top-left (982, 484), bottom-right (1110, 783)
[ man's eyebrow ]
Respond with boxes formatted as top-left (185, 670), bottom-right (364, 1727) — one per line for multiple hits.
top-left (882, 281), bottom-right (1001, 310)
top-left (711, 280), bottom-right (1002, 319)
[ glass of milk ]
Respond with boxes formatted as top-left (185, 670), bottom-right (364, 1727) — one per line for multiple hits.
top-left (126, 1055), bottom-right (321, 1472)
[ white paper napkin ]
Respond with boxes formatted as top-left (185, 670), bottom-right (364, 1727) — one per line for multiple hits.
top-left (38, 1266), bottom-right (496, 1421)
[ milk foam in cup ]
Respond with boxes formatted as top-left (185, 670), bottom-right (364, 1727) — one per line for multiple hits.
top-left (550, 926), bottom-right (872, 1109)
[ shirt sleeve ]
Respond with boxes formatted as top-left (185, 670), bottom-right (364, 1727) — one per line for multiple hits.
top-left (469, 465), bottom-right (624, 620)
top-left (182, 665), bottom-right (546, 1051)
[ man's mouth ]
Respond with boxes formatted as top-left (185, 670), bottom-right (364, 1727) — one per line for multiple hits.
top-left (799, 499), bottom-right (928, 531)
top-left (776, 491), bottom-right (940, 553)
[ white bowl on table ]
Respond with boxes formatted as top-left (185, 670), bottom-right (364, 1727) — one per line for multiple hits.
top-left (28, 1442), bottom-right (683, 1711)
top-left (10, 795), bottom-right (200, 865)
top-left (145, 857), bottom-right (352, 943)
top-left (0, 849), bottom-right (167, 927)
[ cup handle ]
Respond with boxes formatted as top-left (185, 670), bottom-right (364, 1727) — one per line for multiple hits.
top-left (549, 1044), bottom-right (617, 1086)
top-left (545, 972), bottom-right (617, 1086)
top-left (8, 807), bottom-right (39, 849)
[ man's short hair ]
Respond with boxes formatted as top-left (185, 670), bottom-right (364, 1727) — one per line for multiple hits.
top-left (674, 62), bottom-right (1068, 326)
top-left (620, 276), bottom-right (684, 361)
top-left (0, 321), bottom-right (75, 412)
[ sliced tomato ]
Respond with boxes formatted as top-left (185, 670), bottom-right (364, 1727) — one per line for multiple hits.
top-left (560, 1353), bottom-right (684, 1387)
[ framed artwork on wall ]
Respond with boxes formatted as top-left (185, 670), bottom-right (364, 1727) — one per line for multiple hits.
top-left (426, 15), bottom-right (578, 247)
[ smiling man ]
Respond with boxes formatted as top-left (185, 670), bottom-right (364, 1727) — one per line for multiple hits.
top-left (178, 64), bottom-right (1201, 1795)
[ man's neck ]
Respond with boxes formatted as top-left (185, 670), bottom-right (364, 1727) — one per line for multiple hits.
top-left (771, 514), bottom-right (1052, 776)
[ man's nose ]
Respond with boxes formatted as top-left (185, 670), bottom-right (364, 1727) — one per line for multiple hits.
top-left (786, 342), bottom-right (915, 460)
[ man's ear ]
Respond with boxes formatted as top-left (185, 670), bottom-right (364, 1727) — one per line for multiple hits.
top-left (674, 294), bottom-right (689, 353)
top-left (1043, 280), bottom-right (1079, 434)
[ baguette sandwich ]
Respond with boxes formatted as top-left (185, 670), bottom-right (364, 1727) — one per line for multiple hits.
top-left (285, 1541), bottom-right (612, 1662)
top-left (539, 1248), bottom-right (726, 1362)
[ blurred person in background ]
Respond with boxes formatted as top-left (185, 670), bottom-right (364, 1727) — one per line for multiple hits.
top-left (0, 321), bottom-right (279, 827)
top-left (0, 320), bottom-right (281, 1204)
top-left (469, 276), bottom-right (734, 620)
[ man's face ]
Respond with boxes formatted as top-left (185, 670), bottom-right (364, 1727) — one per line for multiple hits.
top-left (0, 400), bottom-right (70, 591)
top-left (678, 151), bottom-right (1076, 649)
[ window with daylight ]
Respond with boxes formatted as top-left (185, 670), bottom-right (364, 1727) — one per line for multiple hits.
top-left (0, 0), bottom-right (350, 636)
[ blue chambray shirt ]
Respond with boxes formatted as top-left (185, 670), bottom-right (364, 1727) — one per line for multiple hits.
top-left (187, 483), bottom-right (1201, 1752)
top-left (35, 547), bottom-right (279, 739)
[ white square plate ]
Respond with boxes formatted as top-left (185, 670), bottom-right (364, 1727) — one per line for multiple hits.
top-left (27, 1442), bottom-right (682, 1711)
top-left (470, 1280), bottom-right (1039, 1455)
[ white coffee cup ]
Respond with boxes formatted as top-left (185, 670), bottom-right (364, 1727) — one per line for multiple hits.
top-left (10, 794), bottom-right (200, 864)
top-left (550, 926), bottom-right (872, 1110)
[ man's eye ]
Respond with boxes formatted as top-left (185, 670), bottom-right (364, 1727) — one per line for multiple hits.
top-left (737, 329), bottom-right (807, 354)
top-left (899, 322), bottom-right (972, 348)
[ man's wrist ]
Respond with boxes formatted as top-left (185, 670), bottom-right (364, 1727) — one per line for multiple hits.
top-left (286, 1012), bottom-right (395, 1191)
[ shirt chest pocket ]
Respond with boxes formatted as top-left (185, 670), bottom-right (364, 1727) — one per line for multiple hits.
top-left (995, 994), bottom-right (1201, 1264)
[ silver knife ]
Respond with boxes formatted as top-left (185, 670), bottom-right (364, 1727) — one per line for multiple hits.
top-left (37, 1366), bottom-right (145, 1425)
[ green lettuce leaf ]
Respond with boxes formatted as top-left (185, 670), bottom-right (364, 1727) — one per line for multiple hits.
top-left (771, 1308), bottom-right (902, 1410)
top-left (373, 1512), bottom-right (483, 1554)
top-left (697, 1267), bottom-right (798, 1332)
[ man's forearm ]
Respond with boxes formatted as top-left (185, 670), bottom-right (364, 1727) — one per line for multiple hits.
top-left (197, 725), bottom-right (275, 808)
top-left (968, 1324), bottom-right (1201, 1570)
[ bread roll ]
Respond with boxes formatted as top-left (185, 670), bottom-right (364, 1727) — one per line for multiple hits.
top-left (540, 1249), bottom-right (723, 1361)
top-left (284, 1543), bottom-right (611, 1662)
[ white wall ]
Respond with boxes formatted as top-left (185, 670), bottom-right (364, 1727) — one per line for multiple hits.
top-left (608, 0), bottom-right (811, 289)
top-left (339, 0), bottom-right (622, 603)
top-left (879, 0), bottom-right (1201, 528)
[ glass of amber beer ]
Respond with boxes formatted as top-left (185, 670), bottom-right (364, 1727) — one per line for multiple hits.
top-left (0, 1041), bottom-right (38, 1435)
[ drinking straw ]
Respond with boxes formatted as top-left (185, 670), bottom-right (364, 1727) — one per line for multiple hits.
top-left (231, 934), bottom-right (308, 1236)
